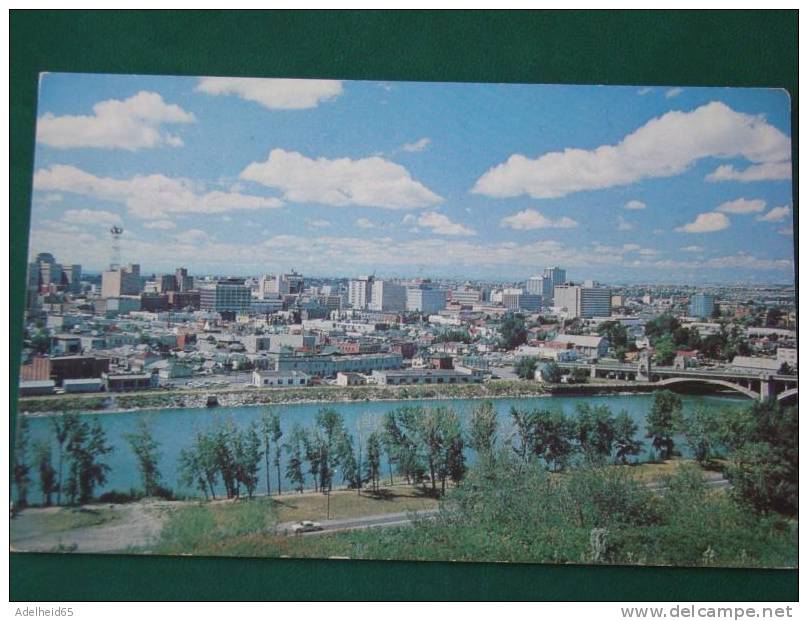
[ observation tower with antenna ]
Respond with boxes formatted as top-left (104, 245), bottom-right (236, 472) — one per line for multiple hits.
top-left (109, 226), bottom-right (123, 270)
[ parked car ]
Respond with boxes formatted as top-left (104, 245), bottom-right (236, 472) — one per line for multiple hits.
top-left (290, 520), bottom-right (323, 534)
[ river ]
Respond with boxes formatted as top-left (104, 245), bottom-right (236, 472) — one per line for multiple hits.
top-left (20, 393), bottom-right (747, 499)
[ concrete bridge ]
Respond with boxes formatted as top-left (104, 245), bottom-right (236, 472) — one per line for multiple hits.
top-left (557, 360), bottom-right (798, 402)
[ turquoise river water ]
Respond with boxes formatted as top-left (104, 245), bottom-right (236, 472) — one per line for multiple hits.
top-left (21, 393), bottom-right (747, 498)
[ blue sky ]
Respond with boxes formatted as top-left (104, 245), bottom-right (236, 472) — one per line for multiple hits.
top-left (29, 73), bottom-right (794, 284)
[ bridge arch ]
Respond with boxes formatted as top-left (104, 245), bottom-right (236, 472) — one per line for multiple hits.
top-left (777, 387), bottom-right (798, 405)
top-left (655, 377), bottom-right (758, 400)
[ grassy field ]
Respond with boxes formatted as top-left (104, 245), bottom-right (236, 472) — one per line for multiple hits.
top-left (269, 483), bottom-right (439, 523)
top-left (13, 505), bottom-right (120, 535)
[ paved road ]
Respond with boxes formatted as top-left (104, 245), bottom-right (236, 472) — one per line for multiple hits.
top-left (277, 509), bottom-right (440, 536)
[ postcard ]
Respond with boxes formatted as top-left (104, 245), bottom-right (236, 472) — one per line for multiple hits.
top-left (12, 74), bottom-right (796, 568)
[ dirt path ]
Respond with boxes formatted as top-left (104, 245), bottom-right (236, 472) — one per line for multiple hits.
top-left (10, 501), bottom-right (174, 554)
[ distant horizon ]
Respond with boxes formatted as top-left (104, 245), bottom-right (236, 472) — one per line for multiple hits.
top-left (66, 262), bottom-right (796, 291)
top-left (28, 74), bottom-right (795, 286)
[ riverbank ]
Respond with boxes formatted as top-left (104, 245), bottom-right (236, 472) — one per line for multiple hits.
top-left (9, 460), bottom-right (718, 554)
top-left (17, 379), bottom-right (666, 416)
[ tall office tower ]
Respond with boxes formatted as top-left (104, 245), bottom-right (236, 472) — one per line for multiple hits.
top-left (526, 276), bottom-right (544, 296)
top-left (101, 264), bottom-right (142, 298)
top-left (175, 267), bottom-right (194, 292)
top-left (199, 278), bottom-right (252, 313)
top-left (370, 280), bottom-right (407, 311)
top-left (451, 285), bottom-right (483, 306)
top-left (348, 276), bottom-right (374, 309)
top-left (158, 274), bottom-right (178, 293)
top-left (283, 270), bottom-right (305, 295)
top-left (541, 266), bottom-right (567, 303)
top-left (406, 286), bottom-right (447, 314)
top-left (62, 264), bottom-right (82, 293)
top-left (689, 293), bottom-right (716, 318)
top-left (554, 283), bottom-right (612, 319)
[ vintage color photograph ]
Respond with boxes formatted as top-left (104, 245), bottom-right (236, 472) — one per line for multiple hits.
top-left (11, 73), bottom-right (796, 568)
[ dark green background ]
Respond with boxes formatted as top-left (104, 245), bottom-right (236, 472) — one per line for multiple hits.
top-left (10, 10), bottom-right (798, 601)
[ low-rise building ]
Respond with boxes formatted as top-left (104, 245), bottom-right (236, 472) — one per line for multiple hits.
top-left (252, 370), bottom-right (310, 387)
top-left (63, 378), bottom-right (104, 393)
top-left (729, 356), bottom-right (781, 373)
top-left (273, 352), bottom-right (402, 377)
top-left (335, 372), bottom-right (366, 386)
top-left (19, 380), bottom-right (56, 396)
top-left (551, 334), bottom-right (609, 359)
top-left (103, 372), bottom-right (157, 392)
top-left (372, 367), bottom-right (485, 386)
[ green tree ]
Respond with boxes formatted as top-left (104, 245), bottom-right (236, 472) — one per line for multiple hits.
top-left (499, 314), bottom-right (527, 350)
top-left (598, 320), bottom-right (628, 350)
top-left (723, 401), bottom-right (797, 515)
top-left (260, 410), bottom-right (274, 496)
top-left (33, 440), bottom-right (58, 506)
top-left (382, 407), bottom-right (425, 485)
top-left (13, 417), bottom-right (32, 507)
top-left (364, 431), bottom-right (383, 493)
top-left (777, 362), bottom-right (794, 375)
top-left (315, 408), bottom-right (346, 493)
top-left (678, 407), bottom-right (720, 465)
top-left (468, 400), bottom-right (498, 460)
top-left (270, 413), bottom-right (283, 495)
top-left (515, 356), bottom-right (538, 380)
top-left (211, 421), bottom-right (238, 498)
top-left (237, 422), bottom-right (263, 498)
top-left (575, 404), bottom-right (616, 463)
top-left (302, 428), bottom-right (323, 492)
top-left (533, 409), bottom-right (577, 471)
top-left (337, 432), bottom-right (361, 490)
top-left (540, 361), bottom-right (562, 383)
top-left (283, 424), bottom-right (307, 493)
top-left (645, 390), bottom-right (683, 460)
top-left (653, 335), bottom-right (677, 365)
top-left (124, 419), bottom-right (162, 497)
top-left (51, 413), bottom-right (79, 505)
top-left (612, 410), bottom-right (642, 465)
top-left (645, 313), bottom-right (681, 341)
top-left (179, 431), bottom-right (220, 500)
top-left (65, 418), bottom-right (113, 504)
top-left (29, 329), bottom-right (51, 355)
top-left (443, 408), bottom-right (466, 488)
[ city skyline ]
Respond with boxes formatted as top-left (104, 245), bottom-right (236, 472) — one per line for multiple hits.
top-left (28, 73), bottom-right (794, 283)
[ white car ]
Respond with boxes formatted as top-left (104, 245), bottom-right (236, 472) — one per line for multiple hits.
top-left (290, 520), bottom-right (323, 534)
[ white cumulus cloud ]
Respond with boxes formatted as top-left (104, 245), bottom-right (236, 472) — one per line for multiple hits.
top-left (143, 220), bottom-right (177, 230)
top-left (240, 149), bottom-right (443, 210)
top-left (680, 245), bottom-right (704, 252)
top-left (675, 212), bottom-right (730, 233)
top-left (624, 200), bottom-right (646, 210)
top-left (705, 161), bottom-right (792, 183)
top-left (665, 87), bottom-right (684, 98)
top-left (36, 91), bottom-right (195, 150)
top-left (417, 212), bottom-right (476, 236)
top-left (356, 218), bottom-right (376, 229)
top-left (617, 215), bottom-right (634, 231)
top-left (500, 209), bottom-right (578, 230)
top-left (62, 208), bottom-right (122, 227)
top-left (196, 77), bottom-right (342, 110)
top-left (472, 101), bottom-right (791, 200)
top-left (716, 198), bottom-right (766, 214)
top-left (33, 164), bottom-right (284, 220)
top-left (402, 137), bottom-right (431, 152)
top-left (756, 205), bottom-right (791, 222)
top-left (306, 218), bottom-right (331, 228)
